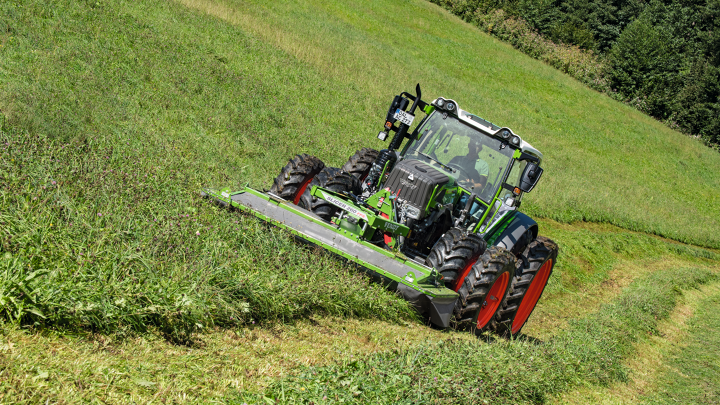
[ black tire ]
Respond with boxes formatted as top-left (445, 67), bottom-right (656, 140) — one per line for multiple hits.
top-left (297, 167), bottom-right (357, 221)
top-left (269, 154), bottom-right (324, 204)
top-left (455, 246), bottom-right (516, 335)
top-left (341, 147), bottom-right (379, 181)
top-left (426, 228), bottom-right (486, 287)
top-left (493, 236), bottom-right (558, 336)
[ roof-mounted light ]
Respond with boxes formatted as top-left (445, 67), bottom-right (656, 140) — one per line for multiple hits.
top-left (511, 136), bottom-right (520, 145)
top-left (500, 129), bottom-right (511, 139)
top-left (436, 98), bottom-right (446, 108)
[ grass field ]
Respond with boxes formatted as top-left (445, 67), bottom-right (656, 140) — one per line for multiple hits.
top-left (176, 0), bottom-right (720, 249)
top-left (552, 283), bottom-right (720, 404)
top-left (1, 226), bottom-right (717, 403)
top-left (234, 267), bottom-right (717, 404)
top-left (1, 0), bottom-right (720, 403)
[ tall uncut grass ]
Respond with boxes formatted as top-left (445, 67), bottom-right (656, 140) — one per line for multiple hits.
top-left (1, 0), bottom-right (719, 340)
top-left (0, 0), bottom-right (414, 340)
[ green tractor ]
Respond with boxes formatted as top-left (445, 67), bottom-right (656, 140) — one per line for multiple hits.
top-left (203, 84), bottom-right (558, 336)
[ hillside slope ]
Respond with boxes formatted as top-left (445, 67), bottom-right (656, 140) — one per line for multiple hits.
top-left (177, 0), bottom-right (720, 248)
top-left (1, 0), bottom-right (720, 403)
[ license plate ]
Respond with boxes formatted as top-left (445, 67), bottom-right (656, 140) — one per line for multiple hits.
top-left (394, 109), bottom-right (415, 126)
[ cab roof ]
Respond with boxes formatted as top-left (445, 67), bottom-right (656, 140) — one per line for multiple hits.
top-left (431, 98), bottom-right (543, 165)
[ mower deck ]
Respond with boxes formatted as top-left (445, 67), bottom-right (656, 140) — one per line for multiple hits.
top-left (202, 186), bottom-right (459, 328)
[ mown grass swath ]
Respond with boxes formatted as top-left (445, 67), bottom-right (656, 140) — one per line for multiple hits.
top-left (641, 288), bottom-right (720, 404)
top-left (237, 267), bottom-right (718, 404)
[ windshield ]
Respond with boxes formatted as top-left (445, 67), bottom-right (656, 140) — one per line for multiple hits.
top-left (405, 112), bottom-right (515, 202)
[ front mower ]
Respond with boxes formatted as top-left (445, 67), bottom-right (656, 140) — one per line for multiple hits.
top-left (203, 84), bottom-right (558, 336)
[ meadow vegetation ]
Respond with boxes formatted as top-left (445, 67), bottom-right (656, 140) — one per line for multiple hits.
top-left (177, 0), bottom-right (720, 249)
top-left (553, 283), bottom-right (720, 404)
top-left (0, 0), bottom-right (415, 342)
top-left (1, 221), bottom-right (716, 402)
top-left (1, 0), bottom-right (720, 403)
top-left (238, 267), bottom-right (718, 404)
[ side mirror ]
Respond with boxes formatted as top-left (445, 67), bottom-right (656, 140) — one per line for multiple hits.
top-left (518, 162), bottom-right (543, 193)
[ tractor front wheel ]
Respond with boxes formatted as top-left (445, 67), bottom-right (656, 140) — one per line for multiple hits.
top-left (297, 167), bottom-right (358, 221)
top-left (493, 236), bottom-right (558, 336)
top-left (341, 147), bottom-right (379, 182)
top-left (269, 154), bottom-right (324, 204)
top-left (426, 228), bottom-right (486, 288)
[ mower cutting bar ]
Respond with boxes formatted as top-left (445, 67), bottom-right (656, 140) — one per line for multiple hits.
top-left (202, 186), bottom-right (459, 328)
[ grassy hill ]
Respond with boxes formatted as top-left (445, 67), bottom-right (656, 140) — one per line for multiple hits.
top-left (1, 0), bottom-right (719, 403)
top-left (178, 0), bottom-right (720, 249)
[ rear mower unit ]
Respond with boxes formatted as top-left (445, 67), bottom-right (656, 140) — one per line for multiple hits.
top-left (203, 85), bottom-right (558, 336)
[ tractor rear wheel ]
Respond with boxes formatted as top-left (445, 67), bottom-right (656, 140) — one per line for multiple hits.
top-left (341, 147), bottom-right (379, 181)
top-left (269, 154), bottom-right (324, 204)
top-left (493, 236), bottom-right (558, 336)
top-left (297, 167), bottom-right (357, 221)
top-left (454, 246), bottom-right (516, 335)
top-left (426, 228), bottom-right (486, 288)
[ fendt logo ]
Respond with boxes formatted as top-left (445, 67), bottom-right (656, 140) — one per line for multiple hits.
top-left (384, 222), bottom-right (399, 232)
top-left (400, 179), bottom-right (418, 190)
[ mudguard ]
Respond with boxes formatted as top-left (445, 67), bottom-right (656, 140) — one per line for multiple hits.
top-left (492, 211), bottom-right (538, 254)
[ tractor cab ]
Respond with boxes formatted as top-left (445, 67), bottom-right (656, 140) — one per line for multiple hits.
top-left (386, 95), bottom-right (544, 236)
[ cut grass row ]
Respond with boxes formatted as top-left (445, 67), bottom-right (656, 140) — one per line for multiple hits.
top-left (1, 220), bottom-right (716, 403)
top-left (236, 267), bottom-right (719, 404)
top-left (639, 286), bottom-right (720, 404)
top-left (554, 283), bottom-right (720, 404)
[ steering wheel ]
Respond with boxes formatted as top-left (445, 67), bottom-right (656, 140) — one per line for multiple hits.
top-left (447, 163), bottom-right (474, 183)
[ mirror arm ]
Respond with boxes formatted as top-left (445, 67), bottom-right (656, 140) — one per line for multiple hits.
top-left (519, 152), bottom-right (539, 163)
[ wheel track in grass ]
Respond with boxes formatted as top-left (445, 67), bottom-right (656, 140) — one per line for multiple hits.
top-left (551, 282), bottom-right (720, 404)
top-left (523, 257), bottom-right (711, 340)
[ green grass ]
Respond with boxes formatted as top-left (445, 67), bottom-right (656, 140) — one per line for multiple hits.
top-left (0, 129), bottom-right (416, 341)
top-left (0, 0), bottom-right (416, 341)
top-left (177, 0), bottom-right (720, 249)
top-left (1, 219), bottom-right (716, 403)
top-left (537, 219), bottom-right (720, 293)
top-left (1, 0), bottom-right (720, 402)
top-left (2, 0), bottom-right (720, 251)
top-left (236, 267), bottom-right (718, 404)
top-left (640, 289), bottom-right (720, 404)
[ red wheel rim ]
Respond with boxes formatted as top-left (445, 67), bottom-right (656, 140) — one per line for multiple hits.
top-left (476, 271), bottom-right (509, 329)
top-left (293, 176), bottom-right (314, 205)
top-left (511, 258), bottom-right (553, 334)
top-left (453, 257), bottom-right (479, 292)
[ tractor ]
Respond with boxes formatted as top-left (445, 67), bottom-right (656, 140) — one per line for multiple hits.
top-left (203, 84), bottom-right (558, 336)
